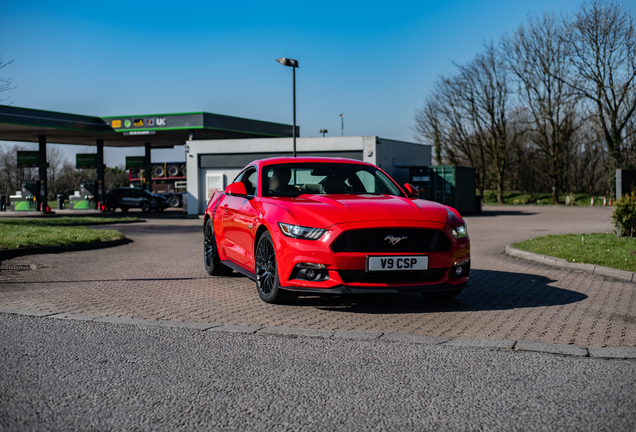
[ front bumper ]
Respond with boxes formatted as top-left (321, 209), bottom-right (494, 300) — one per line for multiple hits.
top-left (283, 282), bottom-right (470, 295)
top-left (272, 220), bottom-right (470, 292)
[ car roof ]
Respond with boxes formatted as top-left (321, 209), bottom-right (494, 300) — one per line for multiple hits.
top-left (255, 156), bottom-right (374, 167)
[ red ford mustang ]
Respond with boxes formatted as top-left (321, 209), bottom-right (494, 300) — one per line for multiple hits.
top-left (203, 157), bottom-right (470, 303)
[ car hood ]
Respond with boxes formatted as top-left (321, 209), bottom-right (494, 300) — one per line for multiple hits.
top-left (265, 194), bottom-right (449, 228)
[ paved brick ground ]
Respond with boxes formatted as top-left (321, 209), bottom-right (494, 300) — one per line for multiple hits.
top-left (1, 205), bottom-right (634, 348)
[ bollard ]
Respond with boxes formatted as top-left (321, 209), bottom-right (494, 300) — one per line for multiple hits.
top-left (0, 194), bottom-right (5, 211)
top-left (591, 197), bottom-right (594, 206)
top-left (57, 194), bottom-right (64, 210)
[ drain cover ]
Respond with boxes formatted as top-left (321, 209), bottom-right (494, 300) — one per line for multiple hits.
top-left (0, 264), bottom-right (37, 271)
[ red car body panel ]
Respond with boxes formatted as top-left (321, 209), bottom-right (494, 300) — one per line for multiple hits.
top-left (204, 157), bottom-right (470, 293)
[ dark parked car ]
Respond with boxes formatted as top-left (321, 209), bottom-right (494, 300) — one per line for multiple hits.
top-left (105, 188), bottom-right (169, 212)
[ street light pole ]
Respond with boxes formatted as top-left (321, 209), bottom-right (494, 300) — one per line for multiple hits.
top-left (340, 113), bottom-right (344, 137)
top-left (276, 57), bottom-right (299, 157)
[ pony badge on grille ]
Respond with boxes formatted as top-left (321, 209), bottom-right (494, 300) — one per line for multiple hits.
top-left (384, 235), bottom-right (407, 246)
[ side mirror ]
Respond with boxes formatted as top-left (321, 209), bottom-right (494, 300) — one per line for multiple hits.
top-left (404, 183), bottom-right (419, 198)
top-left (225, 182), bottom-right (248, 197)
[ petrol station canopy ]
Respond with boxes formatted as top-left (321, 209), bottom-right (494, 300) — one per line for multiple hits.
top-left (0, 105), bottom-right (297, 148)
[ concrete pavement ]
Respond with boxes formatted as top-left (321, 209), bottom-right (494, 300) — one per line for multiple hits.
top-left (0, 205), bottom-right (633, 348)
top-left (1, 312), bottom-right (635, 431)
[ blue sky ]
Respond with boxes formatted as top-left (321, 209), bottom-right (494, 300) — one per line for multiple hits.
top-left (1, 0), bottom-right (585, 166)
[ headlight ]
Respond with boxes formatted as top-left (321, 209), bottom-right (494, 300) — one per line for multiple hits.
top-left (451, 224), bottom-right (468, 239)
top-left (278, 223), bottom-right (327, 240)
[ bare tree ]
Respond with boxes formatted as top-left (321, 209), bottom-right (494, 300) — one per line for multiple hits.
top-left (415, 77), bottom-right (488, 196)
top-left (0, 144), bottom-right (37, 198)
top-left (0, 55), bottom-right (15, 104)
top-left (457, 43), bottom-right (518, 204)
top-left (504, 12), bottom-right (581, 204)
top-left (46, 146), bottom-right (69, 200)
top-left (105, 166), bottom-right (130, 191)
top-left (574, 123), bottom-right (609, 194)
top-left (414, 97), bottom-right (444, 165)
top-left (563, 0), bottom-right (636, 195)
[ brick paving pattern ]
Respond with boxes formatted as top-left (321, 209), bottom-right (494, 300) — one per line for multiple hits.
top-left (1, 206), bottom-right (634, 347)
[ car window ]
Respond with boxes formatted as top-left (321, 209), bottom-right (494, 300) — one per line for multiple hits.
top-left (261, 163), bottom-right (404, 197)
top-left (235, 166), bottom-right (257, 196)
top-left (232, 170), bottom-right (245, 184)
top-left (243, 168), bottom-right (258, 196)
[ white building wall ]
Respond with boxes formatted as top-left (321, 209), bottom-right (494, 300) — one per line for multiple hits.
top-left (185, 136), bottom-right (431, 215)
top-left (375, 138), bottom-right (432, 185)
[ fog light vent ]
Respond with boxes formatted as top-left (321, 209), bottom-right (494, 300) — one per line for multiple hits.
top-left (449, 259), bottom-right (470, 279)
top-left (291, 263), bottom-right (329, 281)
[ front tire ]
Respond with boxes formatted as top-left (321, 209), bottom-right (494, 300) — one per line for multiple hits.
top-left (120, 207), bottom-right (129, 213)
top-left (255, 232), bottom-right (294, 304)
top-left (204, 219), bottom-right (233, 276)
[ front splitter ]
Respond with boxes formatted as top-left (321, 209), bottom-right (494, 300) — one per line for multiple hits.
top-left (282, 282), bottom-right (469, 295)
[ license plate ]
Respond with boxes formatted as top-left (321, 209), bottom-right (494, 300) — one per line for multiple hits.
top-left (366, 256), bottom-right (428, 272)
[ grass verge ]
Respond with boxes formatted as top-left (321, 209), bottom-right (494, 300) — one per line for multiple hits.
top-left (513, 233), bottom-right (636, 272)
top-left (483, 191), bottom-right (610, 206)
top-left (0, 218), bottom-right (125, 249)
top-left (0, 217), bottom-right (138, 226)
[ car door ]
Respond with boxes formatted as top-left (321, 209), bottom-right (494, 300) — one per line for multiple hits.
top-left (132, 189), bottom-right (144, 207)
top-left (120, 189), bottom-right (135, 207)
top-left (220, 167), bottom-right (261, 269)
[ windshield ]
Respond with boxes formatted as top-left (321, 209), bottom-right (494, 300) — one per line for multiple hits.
top-left (261, 163), bottom-right (404, 197)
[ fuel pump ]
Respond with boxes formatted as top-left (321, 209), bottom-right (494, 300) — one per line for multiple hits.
top-left (10, 181), bottom-right (40, 211)
top-left (69, 181), bottom-right (98, 210)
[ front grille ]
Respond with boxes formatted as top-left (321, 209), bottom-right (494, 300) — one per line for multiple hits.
top-left (338, 268), bottom-right (446, 284)
top-left (331, 228), bottom-right (451, 253)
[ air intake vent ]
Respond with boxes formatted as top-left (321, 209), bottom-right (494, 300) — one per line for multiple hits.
top-left (331, 229), bottom-right (451, 253)
top-left (338, 268), bottom-right (446, 284)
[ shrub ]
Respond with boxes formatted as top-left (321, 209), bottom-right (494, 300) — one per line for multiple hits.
top-left (612, 190), bottom-right (636, 237)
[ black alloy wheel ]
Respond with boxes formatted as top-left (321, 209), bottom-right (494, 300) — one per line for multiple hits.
top-left (204, 219), bottom-right (233, 276)
top-left (255, 232), bottom-right (295, 304)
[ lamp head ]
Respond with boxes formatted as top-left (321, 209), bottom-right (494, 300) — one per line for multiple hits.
top-left (276, 57), bottom-right (299, 68)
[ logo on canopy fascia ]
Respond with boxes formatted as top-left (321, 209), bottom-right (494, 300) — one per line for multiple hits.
top-left (112, 117), bottom-right (166, 130)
